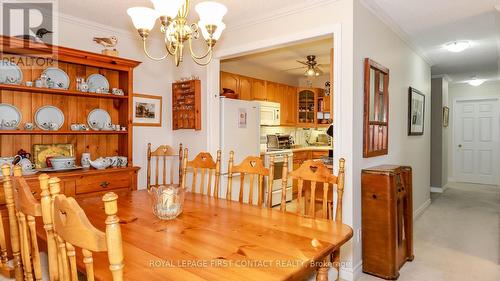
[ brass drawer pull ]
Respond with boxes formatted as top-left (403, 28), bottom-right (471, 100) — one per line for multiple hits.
top-left (100, 181), bottom-right (110, 188)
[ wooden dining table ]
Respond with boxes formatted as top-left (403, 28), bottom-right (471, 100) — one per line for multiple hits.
top-left (38, 190), bottom-right (352, 281)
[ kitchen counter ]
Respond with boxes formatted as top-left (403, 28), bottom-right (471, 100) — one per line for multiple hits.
top-left (291, 146), bottom-right (331, 152)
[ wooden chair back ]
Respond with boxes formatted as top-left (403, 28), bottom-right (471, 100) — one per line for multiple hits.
top-left (181, 149), bottom-right (222, 198)
top-left (226, 151), bottom-right (275, 207)
top-left (51, 192), bottom-right (123, 281)
top-left (282, 158), bottom-right (345, 221)
top-left (147, 143), bottom-right (183, 190)
top-left (1, 164), bottom-right (23, 280)
top-left (12, 166), bottom-right (43, 281)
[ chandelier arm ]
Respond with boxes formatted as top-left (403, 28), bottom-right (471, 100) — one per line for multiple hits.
top-left (165, 39), bottom-right (178, 56)
top-left (188, 38), bottom-right (212, 60)
top-left (142, 39), bottom-right (168, 61)
top-left (192, 49), bottom-right (214, 66)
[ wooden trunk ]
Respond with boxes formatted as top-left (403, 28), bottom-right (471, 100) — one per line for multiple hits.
top-left (361, 165), bottom-right (414, 280)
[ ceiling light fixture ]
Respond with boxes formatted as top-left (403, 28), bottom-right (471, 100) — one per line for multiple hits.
top-left (468, 77), bottom-right (485, 87)
top-left (444, 41), bottom-right (470, 53)
top-left (127, 0), bottom-right (227, 66)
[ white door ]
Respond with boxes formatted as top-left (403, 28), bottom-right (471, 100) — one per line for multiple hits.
top-left (454, 99), bottom-right (499, 185)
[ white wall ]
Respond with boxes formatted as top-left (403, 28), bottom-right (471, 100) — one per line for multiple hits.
top-left (353, 0), bottom-right (432, 272)
top-left (54, 14), bottom-right (176, 189)
top-left (447, 81), bottom-right (500, 184)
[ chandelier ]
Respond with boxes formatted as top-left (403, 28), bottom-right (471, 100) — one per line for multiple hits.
top-left (127, 0), bottom-right (227, 66)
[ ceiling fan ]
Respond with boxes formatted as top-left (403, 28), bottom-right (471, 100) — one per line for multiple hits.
top-left (285, 55), bottom-right (328, 77)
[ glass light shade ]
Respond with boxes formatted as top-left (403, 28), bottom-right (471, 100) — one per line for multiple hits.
top-left (127, 7), bottom-right (158, 30)
top-left (468, 78), bottom-right (485, 86)
top-left (195, 1), bottom-right (227, 25)
top-left (151, 0), bottom-right (184, 18)
top-left (198, 21), bottom-right (225, 40)
top-left (305, 67), bottom-right (315, 77)
top-left (444, 41), bottom-right (470, 53)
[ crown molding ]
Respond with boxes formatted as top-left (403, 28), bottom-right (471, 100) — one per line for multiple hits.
top-left (431, 74), bottom-right (453, 82)
top-left (225, 0), bottom-right (339, 32)
top-left (359, 0), bottom-right (434, 66)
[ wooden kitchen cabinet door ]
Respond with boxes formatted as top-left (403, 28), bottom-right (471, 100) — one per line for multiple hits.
top-left (266, 82), bottom-right (278, 102)
top-left (282, 86), bottom-right (297, 126)
top-left (220, 71), bottom-right (239, 94)
top-left (239, 75), bottom-right (253, 100)
top-left (251, 78), bottom-right (267, 100)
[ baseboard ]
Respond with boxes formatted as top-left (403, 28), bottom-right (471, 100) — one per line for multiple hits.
top-left (448, 177), bottom-right (455, 183)
top-left (340, 260), bottom-right (362, 281)
top-left (430, 186), bottom-right (443, 193)
top-left (414, 198), bottom-right (431, 220)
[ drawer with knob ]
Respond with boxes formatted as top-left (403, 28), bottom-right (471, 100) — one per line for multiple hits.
top-left (76, 171), bottom-right (131, 195)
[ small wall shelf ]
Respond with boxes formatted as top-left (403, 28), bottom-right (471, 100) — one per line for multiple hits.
top-left (0, 84), bottom-right (128, 100)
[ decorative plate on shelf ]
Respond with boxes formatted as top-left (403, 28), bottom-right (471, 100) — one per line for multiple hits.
top-left (42, 67), bottom-right (70, 89)
top-left (0, 60), bottom-right (23, 85)
top-left (87, 74), bottom-right (109, 93)
top-left (0, 103), bottom-right (22, 130)
top-left (32, 143), bottom-right (74, 168)
top-left (34, 105), bottom-right (65, 131)
top-left (87, 108), bottom-right (111, 130)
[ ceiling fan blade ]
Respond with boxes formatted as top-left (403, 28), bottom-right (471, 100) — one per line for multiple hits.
top-left (283, 66), bottom-right (306, 71)
top-left (317, 63), bottom-right (329, 67)
top-left (296, 60), bottom-right (309, 66)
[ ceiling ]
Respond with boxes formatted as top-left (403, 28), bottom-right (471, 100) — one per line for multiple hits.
top-left (368, 0), bottom-right (500, 83)
top-left (221, 37), bottom-right (332, 78)
top-left (58, 0), bottom-right (314, 34)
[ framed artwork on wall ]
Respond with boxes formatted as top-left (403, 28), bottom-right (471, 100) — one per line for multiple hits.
top-left (133, 94), bottom-right (162, 127)
top-left (443, 106), bottom-right (450, 127)
top-left (408, 87), bottom-right (425, 135)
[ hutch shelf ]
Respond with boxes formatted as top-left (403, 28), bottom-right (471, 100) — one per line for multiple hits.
top-left (0, 36), bottom-right (141, 194)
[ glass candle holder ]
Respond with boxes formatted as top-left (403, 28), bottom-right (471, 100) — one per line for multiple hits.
top-left (149, 185), bottom-right (184, 220)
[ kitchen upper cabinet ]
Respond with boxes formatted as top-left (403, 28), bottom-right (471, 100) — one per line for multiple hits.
top-left (251, 79), bottom-right (267, 101)
top-left (266, 82), bottom-right (279, 102)
top-left (281, 86), bottom-right (297, 126)
top-left (239, 75), bottom-right (253, 100)
top-left (220, 71), bottom-right (239, 94)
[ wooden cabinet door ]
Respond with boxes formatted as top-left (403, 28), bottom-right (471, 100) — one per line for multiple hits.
top-left (266, 82), bottom-right (279, 102)
top-left (220, 71), bottom-right (239, 94)
top-left (251, 79), bottom-right (267, 100)
top-left (239, 75), bottom-right (253, 100)
top-left (283, 86), bottom-right (297, 126)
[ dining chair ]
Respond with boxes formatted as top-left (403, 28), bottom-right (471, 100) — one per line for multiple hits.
top-left (11, 166), bottom-right (44, 281)
top-left (147, 143), bottom-right (183, 190)
top-left (1, 164), bottom-right (23, 280)
top-left (226, 151), bottom-right (275, 206)
top-left (281, 157), bottom-right (346, 281)
top-left (181, 149), bottom-right (222, 197)
top-left (50, 191), bottom-right (124, 281)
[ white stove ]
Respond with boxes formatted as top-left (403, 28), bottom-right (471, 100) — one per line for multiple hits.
top-left (263, 149), bottom-right (293, 206)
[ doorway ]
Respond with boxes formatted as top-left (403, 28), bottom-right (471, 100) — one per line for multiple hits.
top-left (453, 98), bottom-right (499, 185)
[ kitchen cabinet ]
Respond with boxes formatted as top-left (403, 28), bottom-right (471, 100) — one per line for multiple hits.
top-left (239, 75), bottom-right (253, 100)
top-left (282, 86), bottom-right (297, 126)
top-left (297, 88), bottom-right (317, 127)
top-left (266, 82), bottom-right (279, 102)
top-left (220, 71), bottom-right (253, 100)
top-left (251, 78), bottom-right (267, 100)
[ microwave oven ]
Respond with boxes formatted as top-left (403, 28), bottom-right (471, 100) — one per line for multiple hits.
top-left (259, 101), bottom-right (280, 126)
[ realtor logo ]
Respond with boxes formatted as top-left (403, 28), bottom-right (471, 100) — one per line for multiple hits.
top-left (0, 0), bottom-right (57, 67)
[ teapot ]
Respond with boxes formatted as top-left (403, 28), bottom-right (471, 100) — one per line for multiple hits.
top-left (89, 157), bottom-right (111, 170)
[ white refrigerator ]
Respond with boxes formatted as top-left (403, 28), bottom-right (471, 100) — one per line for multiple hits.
top-left (219, 97), bottom-right (260, 199)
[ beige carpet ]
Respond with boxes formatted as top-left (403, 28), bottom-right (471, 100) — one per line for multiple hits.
top-left (359, 182), bottom-right (500, 281)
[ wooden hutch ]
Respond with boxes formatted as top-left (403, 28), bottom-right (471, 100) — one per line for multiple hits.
top-left (0, 36), bottom-right (140, 197)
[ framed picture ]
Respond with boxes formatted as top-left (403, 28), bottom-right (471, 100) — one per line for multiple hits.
top-left (443, 106), bottom-right (450, 127)
top-left (33, 143), bottom-right (74, 168)
top-left (408, 87), bottom-right (425, 135)
top-left (133, 94), bottom-right (162, 126)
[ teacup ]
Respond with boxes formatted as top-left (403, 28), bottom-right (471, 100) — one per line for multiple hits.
top-left (118, 156), bottom-right (128, 167)
top-left (25, 81), bottom-right (33, 87)
top-left (106, 156), bottom-right (119, 167)
top-left (24, 122), bottom-right (34, 130)
top-left (48, 122), bottom-right (58, 130)
top-left (79, 124), bottom-right (89, 131)
top-left (70, 124), bottom-right (80, 131)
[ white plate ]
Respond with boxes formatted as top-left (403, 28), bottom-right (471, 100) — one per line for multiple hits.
top-left (87, 108), bottom-right (111, 131)
top-left (42, 67), bottom-right (70, 89)
top-left (0, 61), bottom-right (23, 85)
top-left (22, 169), bottom-right (38, 176)
top-left (37, 166), bottom-right (82, 172)
top-left (87, 74), bottom-right (109, 93)
top-left (0, 103), bottom-right (22, 130)
top-left (35, 105), bottom-right (65, 131)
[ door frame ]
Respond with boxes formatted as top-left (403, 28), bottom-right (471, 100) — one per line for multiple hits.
top-left (452, 96), bottom-right (500, 185)
top-left (206, 24), bottom-right (343, 164)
